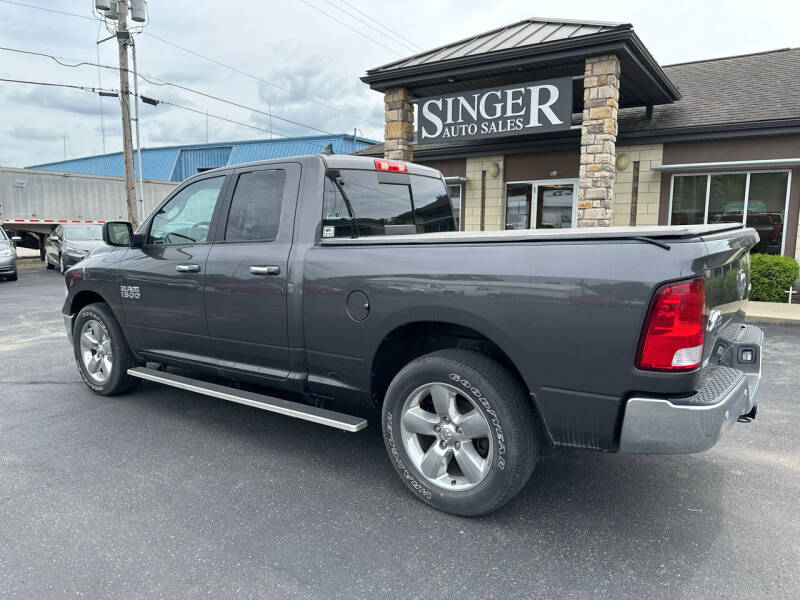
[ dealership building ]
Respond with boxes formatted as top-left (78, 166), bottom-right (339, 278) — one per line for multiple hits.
top-left (356, 18), bottom-right (800, 259)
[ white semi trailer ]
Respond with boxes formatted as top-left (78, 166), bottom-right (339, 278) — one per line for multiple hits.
top-left (0, 167), bottom-right (177, 257)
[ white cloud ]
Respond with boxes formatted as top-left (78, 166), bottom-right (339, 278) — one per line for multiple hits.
top-left (0, 0), bottom-right (798, 166)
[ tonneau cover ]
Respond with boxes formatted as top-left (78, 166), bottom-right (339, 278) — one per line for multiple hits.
top-left (321, 223), bottom-right (744, 245)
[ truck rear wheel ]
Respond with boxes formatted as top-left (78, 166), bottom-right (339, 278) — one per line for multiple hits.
top-left (382, 349), bottom-right (539, 516)
top-left (73, 303), bottom-right (140, 396)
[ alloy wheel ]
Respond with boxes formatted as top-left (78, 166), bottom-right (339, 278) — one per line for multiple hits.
top-left (79, 319), bottom-right (113, 384)
top-left (400, 382), bottom-right (493, 491)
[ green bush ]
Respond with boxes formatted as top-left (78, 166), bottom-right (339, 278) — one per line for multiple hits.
top-left (749, 253), bottom-right (800, 303)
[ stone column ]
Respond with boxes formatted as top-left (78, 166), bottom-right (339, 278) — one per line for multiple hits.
top-left (383, 87), bottom-right (414, 161)
top-left (577, 55), bottom-right (620, 227)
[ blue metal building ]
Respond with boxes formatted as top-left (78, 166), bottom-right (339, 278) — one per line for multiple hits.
top-left (28, 134), bottom-right (376, 182)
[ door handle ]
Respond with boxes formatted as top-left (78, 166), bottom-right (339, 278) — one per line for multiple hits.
top-left (175, 263), bottom-right (200, 273)
top-left (249, 265), bottom-right (281, 276)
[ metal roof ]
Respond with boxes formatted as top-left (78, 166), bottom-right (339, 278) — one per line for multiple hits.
top-left (362, 17), bottom-right (679, 107)
top-left (371, 17), bottom-right (626, 72)
top-left (28, 134), bottom-right (376, 182)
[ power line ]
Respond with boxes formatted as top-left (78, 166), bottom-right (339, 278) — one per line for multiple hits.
top-left (0, 0), bottom-right (382, 128)
top-left (0, 0), bottom-right (93, 20)
top-left (159, 99), bottom-right (331, 154)
top-left (0, 45), bottom-right (341, 137)
top-left (0, 76), bottom-right (116, 94)
top-left (0, 77), bottom-right (277, 137)
top-left (298, 0), bottom-right (404, 55)
top-left (331, 0), bottom-right (422, 53)
top-left (0, 75), bottom-right (331, 153)
top-left (141, 32), bottom-right (381, 128)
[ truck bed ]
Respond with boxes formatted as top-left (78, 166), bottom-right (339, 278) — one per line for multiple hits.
top-left (321, 223), bottom-right (743, 245)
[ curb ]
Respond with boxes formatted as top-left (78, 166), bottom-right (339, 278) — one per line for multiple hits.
top-left (745, 315), bottom-right (800, 326)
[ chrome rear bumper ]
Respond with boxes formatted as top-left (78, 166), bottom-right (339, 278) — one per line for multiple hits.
top-left (619, 324), bottom-right (762, 454)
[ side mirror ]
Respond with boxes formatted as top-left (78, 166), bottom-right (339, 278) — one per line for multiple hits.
top-left (103, 221), bottom-right (134, 247)
top-left (11, 236), bottom-right (21, 242)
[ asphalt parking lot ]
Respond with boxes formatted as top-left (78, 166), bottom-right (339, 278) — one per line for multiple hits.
top-left (1, 267), bottom-right (798, 599)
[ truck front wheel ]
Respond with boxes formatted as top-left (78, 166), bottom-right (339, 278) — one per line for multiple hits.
top-left (72, 303), bottom-right (140, 396)
top-left (382, 349), bottom-right (539, 516)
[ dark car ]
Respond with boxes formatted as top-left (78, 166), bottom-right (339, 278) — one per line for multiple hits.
top-left (61, 154), bottom-right (763, 516)
top-left (747, 213), bottom-right (783, 254)
top-left (45, 224), bottom-right (105, 272)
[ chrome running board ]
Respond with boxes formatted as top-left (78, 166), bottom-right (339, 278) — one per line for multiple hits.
top-left (127, 367), bottom-right (367, 432)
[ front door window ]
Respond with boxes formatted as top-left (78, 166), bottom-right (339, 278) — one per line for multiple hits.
top-left (505, 181), bottom-right (577, 230)
top-left (147, 176), bottom-right (226, 245)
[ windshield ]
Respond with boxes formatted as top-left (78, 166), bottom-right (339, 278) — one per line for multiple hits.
top-left (64, 226), bottom-right (102, 241)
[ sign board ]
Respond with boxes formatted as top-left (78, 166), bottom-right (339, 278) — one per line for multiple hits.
top-left (416, 77), bottom-right (573, 145)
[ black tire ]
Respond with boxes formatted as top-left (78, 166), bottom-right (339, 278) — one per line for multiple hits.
top-left (8, 272), bottom-right (17, 281)
top-left (73, 302), bottom-right (141, 396)
top-left (45, 259), bottom-right (55, 270)
top-left (382, 349), bottom-right (539, 517)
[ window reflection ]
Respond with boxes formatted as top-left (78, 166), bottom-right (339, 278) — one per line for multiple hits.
top-left (671, 171), bottom-right (788, 255)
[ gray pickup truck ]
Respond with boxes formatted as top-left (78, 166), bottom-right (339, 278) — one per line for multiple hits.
top-left (62, 154), bottom-right (763, 516)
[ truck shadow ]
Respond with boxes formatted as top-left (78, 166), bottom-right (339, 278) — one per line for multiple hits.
top-left (125, 380), bottom-right (724, 594)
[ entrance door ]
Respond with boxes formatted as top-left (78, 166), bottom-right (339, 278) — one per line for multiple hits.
top-left (505, 180), bottom-right (578, 230)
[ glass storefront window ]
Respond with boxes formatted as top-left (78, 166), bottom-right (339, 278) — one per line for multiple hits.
top-left (505, 183), bottom-right (532, 230)
top-left (538, 184), bottom-right (574, 229)
top-left (505, 181), bottom-right (577, 230)
top-left (746, 172), bottom-right (789, 255)
top-left (708, 174), bottom-right (746, 223)
top-left (670, 175), bottom-right (706, 225)
top-left (670, 171), bottom-right (789, 254)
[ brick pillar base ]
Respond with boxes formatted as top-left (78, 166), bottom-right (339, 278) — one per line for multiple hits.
top-left (384, 87), bottom-right (414, 161)
top-left (577, 55), bottom-right (620, 227)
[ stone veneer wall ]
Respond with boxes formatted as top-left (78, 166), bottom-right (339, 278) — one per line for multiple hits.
top-left (612, 144), bottom-right (664, 226)
top-left (383, 87), bottom-right (414, 160)
top-left (577, 55), bottom-right (620, 227)
top-left (463, 156), bottom-right (505, 231)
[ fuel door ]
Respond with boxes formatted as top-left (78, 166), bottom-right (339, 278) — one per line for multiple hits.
top-left (346, 290), bottom-right (370, 322)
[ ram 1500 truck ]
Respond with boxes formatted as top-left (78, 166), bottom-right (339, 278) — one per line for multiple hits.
top-left (62, 154), bottom-right (763, 516)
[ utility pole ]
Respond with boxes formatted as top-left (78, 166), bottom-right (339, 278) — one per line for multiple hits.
top-left (130, 36), bottom-right (145, 222)
top-left (115, 0), bottom-right (138, 228)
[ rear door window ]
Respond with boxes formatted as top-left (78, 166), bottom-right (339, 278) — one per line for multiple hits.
top-left (224, 169), bottom-right (286, 242)
top-left (322, 169), bottom-right (454, 238)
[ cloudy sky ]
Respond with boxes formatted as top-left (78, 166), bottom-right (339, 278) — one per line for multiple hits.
top-left (1, 0), bottom-right (798, 167)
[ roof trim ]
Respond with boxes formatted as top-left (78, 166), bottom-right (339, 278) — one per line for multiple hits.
top-left (353, 118), bottom-right (800, 161)
top-left (652, 157), bottom-right (800, 172)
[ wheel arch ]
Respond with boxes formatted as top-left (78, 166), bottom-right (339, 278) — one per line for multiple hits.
top-left (70, 290), bottom-right (108, 316)
top-left (370, 320), bottom-right (526, 405)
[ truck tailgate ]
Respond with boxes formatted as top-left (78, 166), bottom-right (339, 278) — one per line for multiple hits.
top-left (700, 226), bottom-right (760, 364)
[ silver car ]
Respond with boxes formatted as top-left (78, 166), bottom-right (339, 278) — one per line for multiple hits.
top-left (45, 224), bottom-right (104, 273)
top-left (0, 227), bottom-right (20, 281)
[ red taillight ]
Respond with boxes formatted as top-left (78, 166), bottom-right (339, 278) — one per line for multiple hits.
top-left (374, 159), bottom-right (407, 173)
top-left (636, 278), bottom-right (706, 371)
